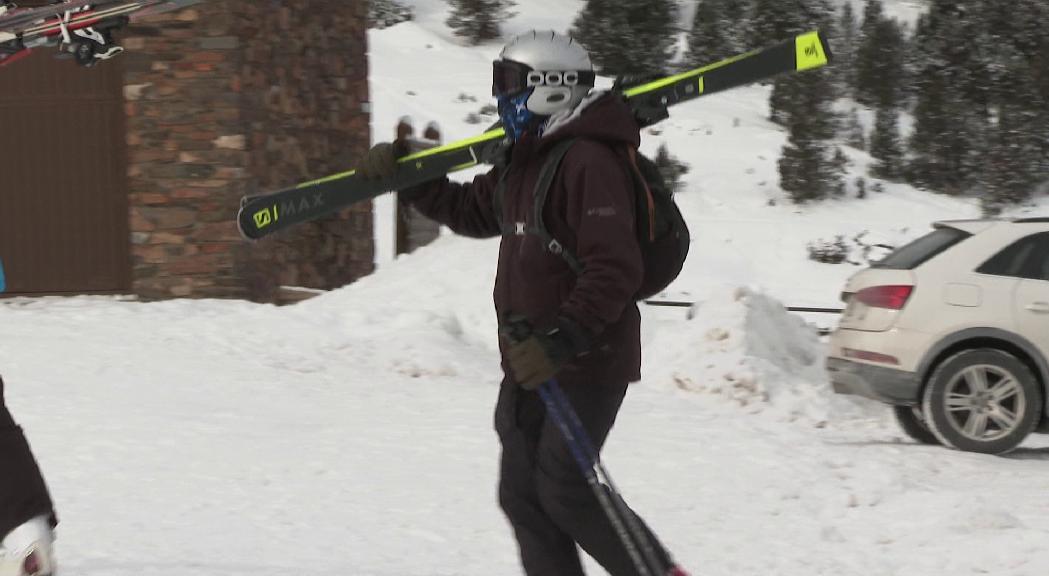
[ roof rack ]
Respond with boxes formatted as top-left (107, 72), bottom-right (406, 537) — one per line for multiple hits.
top-left (1013, 217), bottom-right (1049, 223)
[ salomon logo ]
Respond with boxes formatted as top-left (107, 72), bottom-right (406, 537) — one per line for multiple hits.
top-left (254, 207), bottom-right (276, 229)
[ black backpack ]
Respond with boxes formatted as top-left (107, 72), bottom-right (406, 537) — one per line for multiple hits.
top-left (495, 138), bottom-right (690, 300)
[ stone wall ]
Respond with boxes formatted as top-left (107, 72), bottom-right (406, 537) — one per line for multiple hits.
top-left (123, 0), bottom-right (372, 301)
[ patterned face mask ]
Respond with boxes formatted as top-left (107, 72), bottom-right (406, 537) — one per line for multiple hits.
top-left (498, 88), bottom-right (537, 141)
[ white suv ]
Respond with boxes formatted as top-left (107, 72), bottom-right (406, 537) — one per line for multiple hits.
top-left (828, 218), bottom-right (1049, 454)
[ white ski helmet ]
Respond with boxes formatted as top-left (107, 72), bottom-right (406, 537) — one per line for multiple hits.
top-left (493, 30), bottom-right (595, 116)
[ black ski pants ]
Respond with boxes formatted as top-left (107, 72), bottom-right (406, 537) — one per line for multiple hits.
top-left (495, 376), bottom-right (672, 576)
top-left (0, 375), bottom-right (56, 539)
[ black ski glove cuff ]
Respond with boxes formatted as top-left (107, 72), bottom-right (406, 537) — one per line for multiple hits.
top-left (552, 316), bottom-right (594, 357)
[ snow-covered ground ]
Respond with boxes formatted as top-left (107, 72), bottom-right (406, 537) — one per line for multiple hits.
top-left (4, 1), bottom-right (1049, 575)
top-left (4, 238), bottom-right (1049, 576)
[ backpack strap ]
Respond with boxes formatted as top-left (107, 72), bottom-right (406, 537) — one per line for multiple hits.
top-left (533, 139), bottom-right (583, 274)
top-left (492, 167), bottom-right (511, 233)
top-left (625, 147), bottom-right (657, 243)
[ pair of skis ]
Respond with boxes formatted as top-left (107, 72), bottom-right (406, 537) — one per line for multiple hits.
top-left (0, 0), bottom-right (202, 68)
top-left (236, 30), bottom-right (833, 240)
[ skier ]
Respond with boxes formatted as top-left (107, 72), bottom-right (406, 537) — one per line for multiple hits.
top-left (0, 375), bottom-right (57, 576)
top-left (358, 30), bottom-right (688, 576)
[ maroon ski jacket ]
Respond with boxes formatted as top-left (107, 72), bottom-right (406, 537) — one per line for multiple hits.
top-left (403, 94), bottom-right (644, 383)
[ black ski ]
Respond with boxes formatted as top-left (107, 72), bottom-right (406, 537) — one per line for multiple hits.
top-left (237, 30), bottom-right (832, 240)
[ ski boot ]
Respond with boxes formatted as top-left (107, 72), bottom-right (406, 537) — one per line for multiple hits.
top-left (0, 516), bottom-right (55, 576)
top-left (70, 25), bottom-right (124, 67)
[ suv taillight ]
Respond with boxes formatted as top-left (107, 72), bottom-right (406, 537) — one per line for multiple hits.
top-left (855, 285), bottom-right (913, 310)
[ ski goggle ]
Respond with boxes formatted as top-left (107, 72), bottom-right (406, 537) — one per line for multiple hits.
top-left (492, 59), bottom-right (595, 97)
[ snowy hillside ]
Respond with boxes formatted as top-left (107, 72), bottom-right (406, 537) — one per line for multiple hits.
top-left (2, 1), bottom-right (1049, 576)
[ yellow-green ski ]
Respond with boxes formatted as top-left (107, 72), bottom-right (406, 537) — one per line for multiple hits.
top-left (238, 30), bottom-right (832, 240)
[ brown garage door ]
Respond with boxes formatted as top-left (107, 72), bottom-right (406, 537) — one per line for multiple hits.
top-left (0, 47), bottom-right (130, 295)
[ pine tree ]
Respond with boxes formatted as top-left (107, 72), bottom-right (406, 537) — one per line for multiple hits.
top-left (832, 147), bottom-right (849, 196)
top-left (446, 0), bottom-right (516, 45)
top-left (980, 0), bottom-right (1049, 205)
top-left (369, 0), bottom-right (413, 29)
top-left (687, 0), bottom-right (732, 67)
top-left (979, 39), bottom-right (1045, 212)
top-left (859, 0), bottom-right (882, 47)
top-left (836, 2), bottom-right (859, 93)
top-left (907, 71), bottom-right (954, 191)
top-left (766, 0), bottom-right (839, 203)
top-left (722, 0), bottom-right (749, 54)
top-left (981, 104), bottom-right (1043, 214)
top-left (778, 69), bottom-right (841, 203)
top-left (856, 177), bottom-right (868, 199)
top-left (687, 0), bottom-right (749, 67)
top-left (571, 0), bottom-right (677, 77)
top-left (869, 105), bottom-right (904, 180)
top-left (845, 108), bottom-right (866, 150)
top-left (907, 2), bottom-right (990, 194)
top-left (854, 2), bottom-right (904, 107)
top-left (748, 0), bottom-right (801, 47)
top-left (906, 0), bottom-right (1049, 204)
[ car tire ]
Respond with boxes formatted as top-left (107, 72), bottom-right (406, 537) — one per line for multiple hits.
top-left (922, 349), bottom-right (1043, 455)
top-left (893, 405), bottom-right (940, 445)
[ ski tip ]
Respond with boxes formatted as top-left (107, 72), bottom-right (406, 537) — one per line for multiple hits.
top-left (235, 210), bottom-right (258, 241)
top-left (795, 30), bottom-right (832, 72)
top-left (235, 202), bottom-right (269, 242)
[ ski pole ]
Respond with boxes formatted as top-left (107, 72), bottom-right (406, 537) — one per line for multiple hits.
top-left (545, 380), bottom-right (669, 575)
top-left (537, 379), bottom-right (662, 576)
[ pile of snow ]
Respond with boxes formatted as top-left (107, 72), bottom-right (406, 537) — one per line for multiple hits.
top-left (294, 235), bottom-right (502, 384)
top-left (642, 287), bottom-right (879, 426)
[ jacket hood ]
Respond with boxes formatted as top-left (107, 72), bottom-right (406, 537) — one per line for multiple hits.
top-left (539, 91), bottom-right (641, 151)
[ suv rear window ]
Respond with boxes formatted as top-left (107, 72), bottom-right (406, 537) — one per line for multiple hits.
top-left (872, 227), bottom-right (971, 270)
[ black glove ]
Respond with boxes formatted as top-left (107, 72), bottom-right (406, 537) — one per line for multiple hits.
top-left (357, 142), bottom-right (406, 181)
top-left (501, 317), bottom-right (593, 390)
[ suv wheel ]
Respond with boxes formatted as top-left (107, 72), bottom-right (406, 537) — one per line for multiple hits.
top-left (922, 349), bottom-right (1043, 454)
top-left (893, 405), bottom-right (940, 445)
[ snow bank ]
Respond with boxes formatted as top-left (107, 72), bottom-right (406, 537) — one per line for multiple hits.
top-left (642, 287), bottom-right (878, 425)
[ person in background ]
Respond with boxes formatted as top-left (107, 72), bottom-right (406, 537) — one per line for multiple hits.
top-left (0, 375), bottom-right (57, 576)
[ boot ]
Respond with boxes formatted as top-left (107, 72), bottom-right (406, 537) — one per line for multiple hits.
top-left (0, 516), bottom-right (55, 576)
